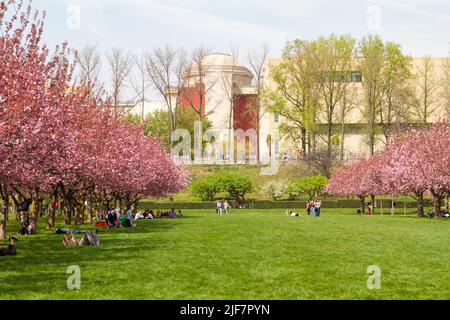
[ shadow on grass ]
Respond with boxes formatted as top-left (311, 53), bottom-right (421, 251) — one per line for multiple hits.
top-left (0, 219), bottom-right (183, 298)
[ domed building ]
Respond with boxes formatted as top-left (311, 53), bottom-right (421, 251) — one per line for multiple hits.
top-left (128, 52), bottom-right (277, 162)
top-left (180, 52), bottom-right (258, 132)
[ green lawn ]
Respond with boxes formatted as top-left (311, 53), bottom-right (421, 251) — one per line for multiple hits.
top-left (0, 208), bottom-right (449, 300)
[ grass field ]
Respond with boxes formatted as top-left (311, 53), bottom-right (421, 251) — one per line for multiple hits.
top-left (1, 208), bottom-right (449, 300)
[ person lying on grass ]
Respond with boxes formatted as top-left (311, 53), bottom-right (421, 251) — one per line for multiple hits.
top-left (0, 235), bottom-right (18, 256)
top-left (63, 229), bottom-right (100, 247)
top-left (285, 210), bottom-right (300, 217)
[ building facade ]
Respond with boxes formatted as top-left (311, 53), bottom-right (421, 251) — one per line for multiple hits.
top-left (125, 54), bottom-right (449, 162)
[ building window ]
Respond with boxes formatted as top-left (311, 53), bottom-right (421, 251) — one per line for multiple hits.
top-left (351, 71), bottom-right (362, 82)
top-left (274, 113), bottom-right (280, 124)
top-left (274, 140), bottom-right (280, 156)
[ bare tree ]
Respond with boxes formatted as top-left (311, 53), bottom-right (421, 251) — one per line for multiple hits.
top-left (442, 55), bottom-right (450, 121)
top-left (305, 146), bottom-right (340, 178)
top-left (183, 47), bottom-right (221, 136)
top-left (105, 48), bottom-right (134, 107)
top-left (247, 43), bottom-right (269, 164)
top-left (268, 39), bottom-right (318, 158)
top-left (414, 55), bottom-right (439, 124)
top-left (378, 43), bottom-right (413, 144)
top-left (130, 50), bottom-right (151, 124)
top-left (74, 44), bottom-right (102, 88)
top-left (221, 46), bottom-right (240, 159)
top-left (339, 85), bottom-right (357, 161)
top-left (146, 45), bottom-right (187, 140)
top-left (313, 35), bottom-right (355, 167)
top-left (358, 35), bottom-right (385, 157)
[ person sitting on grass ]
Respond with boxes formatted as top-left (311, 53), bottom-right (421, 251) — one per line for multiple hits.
top-left (169, 208), bottom-right (176, 219)
top-left (0, 236), bottom-right (18, 256)
top-left (125, 207), bottom-right (136, 227)
top-left (177, 210), bottom-right (184, 218)
top-left (17, 221), bottom-right (32, 236)
top-left (106, 209), bottom-right (117, 228)
top-left (135, 211), bottom-right (145, 220)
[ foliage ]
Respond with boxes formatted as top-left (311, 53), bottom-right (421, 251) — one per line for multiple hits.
top-left (0, 1), bottom-right (188, 237)
top-left (190, 173), bottom-right (253, 201)
top-left (326, 123), bottom-right (450, 216)
top-left (122, 113), bottom-right (142, 125)
top-left (189, 174), bottom-right (224, 201)
top-left (288, 175), bottom-right (329, 200)
top-left (262, 179), bottom-right (288, 201)
top-left (144, 107), bottom-right (212, 152)
top-left (221, 173), bottom-right (253, 201)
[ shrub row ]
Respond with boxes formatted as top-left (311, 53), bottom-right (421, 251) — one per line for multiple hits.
top-left (190, 173), bottom-right (252, 201)
top-left (138, 199), bottom-right (432, 210)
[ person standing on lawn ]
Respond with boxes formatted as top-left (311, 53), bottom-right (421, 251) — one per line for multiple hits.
top-left (224, 201), bottom-right (231, 214)
top-left (216, 201), bottom-right (223, 215)
top-left (315, 199), bottom-right (322, 217)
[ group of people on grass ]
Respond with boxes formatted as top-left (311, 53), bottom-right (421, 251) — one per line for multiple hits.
top-left (306, 199), bottom-right (322, 217)
top-left (95, 206), bottom-right (184, 229)
top-left (428, 207), bottom-right (450, 218)
top-left (135, 208), bottom-right (184, 220)
top-left (62, 229), bottom-right (100, 247)
top-left (216, 200), bottom-right (231, 215)
top-left (285, 199), bottom-right (323, 217)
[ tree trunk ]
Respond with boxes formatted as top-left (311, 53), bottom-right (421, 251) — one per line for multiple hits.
top-left (359, 196), bottom-right (366, 214)
top-left (256, 125), bottom-right (261, 165)
top-left (340, 121), bottom-right (345, 162)
top-left (0, 193), bottom-right (8, 240)
top-left (64, 201), bottom-right (73, 226)
top-left (301, 128), bottom-right (307, 156)
top-left (370, 194), bottom-right (376, 215)
top-left (340, 95), bottom-right (346, 162)
top-left (29, 196), bottom-right (40, 234)
top-left (380, 195), bottom-right (383, 215)
top-left (433, 195), bottom-right (442, 218)
top-left (12, 200), bottom-right (18, 221)
top-left (88, 195), bottom-right (94, 224)
top-left (75, 204), bottom-right (84, 225)
top-left (416, 193), bottom-right (425, 217)
top-left (46, 191), bottom-right (57, 229)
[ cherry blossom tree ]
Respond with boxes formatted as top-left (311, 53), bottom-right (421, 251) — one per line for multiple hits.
top-left (0, 0), bottom-right (188, 237)
top-left (327, 122), bottom-right (450, 217)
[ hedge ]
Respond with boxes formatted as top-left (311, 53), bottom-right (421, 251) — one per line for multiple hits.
top-left (137, 199), bottom-right (432, 210)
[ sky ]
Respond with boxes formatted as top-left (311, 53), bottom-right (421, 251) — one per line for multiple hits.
top-left (35, 0), bottom-right (450, 58)
top-left (29, 0), bottom-right (450, 101)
